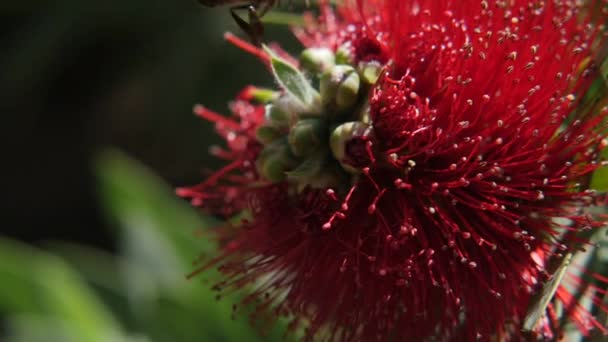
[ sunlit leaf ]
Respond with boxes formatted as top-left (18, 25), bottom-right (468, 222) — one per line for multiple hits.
top-left (522, 253), bottom-right (573, 332)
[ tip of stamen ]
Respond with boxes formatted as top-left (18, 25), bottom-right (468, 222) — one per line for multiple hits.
top-left (193, 104), bottom-right (205, 115)
top-left (175, 187), bottom-right (189, 196)
top-left (368, 204), bottom-right (376, 214)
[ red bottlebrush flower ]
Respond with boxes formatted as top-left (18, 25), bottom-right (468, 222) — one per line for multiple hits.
top-left (181, 1), bottom-right (608, 340)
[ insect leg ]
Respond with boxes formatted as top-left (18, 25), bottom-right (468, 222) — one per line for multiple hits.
top-left (230, 4), bottom-right (264, 46)
top-left (257, 0), bottom-right (275, 16)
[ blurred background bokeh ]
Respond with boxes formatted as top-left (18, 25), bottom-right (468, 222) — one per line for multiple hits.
top-left (1, 1), bottom-right (302, 341)
top-left (2, 0), bottom-right (303, 247)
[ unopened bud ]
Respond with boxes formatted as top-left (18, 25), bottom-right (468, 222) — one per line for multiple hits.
top-left (255, 125), bottom-right (282, 145)
top-left (320, 65), bottom-right (361, 112)
top-left (335, 43), bottom-right (354, 65)
top-left (359, 61), bottom-right (383, 85)
top-left (288, 118), bottom-right (327, 156)
top-left (259, 154), bottom-right (288, 182)
top-left (300, 47), bottom-right (335, 73)
top-left (256, 142), bottom-right (294, 183)
top-left (330, 121), bottom-right (371, 173)
top-left (286, 151), bottom-right (347, 192)
top-left (265, 104), bottom-right (291, 127)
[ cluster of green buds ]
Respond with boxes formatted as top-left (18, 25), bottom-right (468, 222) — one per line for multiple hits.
top-left (251, 45), bottom-right (383, 190)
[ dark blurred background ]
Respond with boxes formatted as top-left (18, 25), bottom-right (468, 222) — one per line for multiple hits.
top-left (0, 3), bottom-right (309, 341)
top-left (1, 0), bottom-right (299, 250)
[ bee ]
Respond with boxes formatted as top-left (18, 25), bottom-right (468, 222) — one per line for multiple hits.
top-left (197, 0), bottom-right (283, 46)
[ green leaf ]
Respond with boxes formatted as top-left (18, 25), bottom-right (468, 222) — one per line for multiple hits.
top-left (95, 149), bottom-right (293, 342)
top-left (522, 252), bottom-right (573, 332)
top-left (0, 238), bottom-right (124, 342)
top-left (591, 145), bottom-right (608, 192)
top-left (96, 149), bottom-right (219, 263)
top-left (47, 242), bottom-right (125, 295)
top-left (584, 50), bottom-right (608, 192)
top-left (264, 45), bottom-right (319, 108)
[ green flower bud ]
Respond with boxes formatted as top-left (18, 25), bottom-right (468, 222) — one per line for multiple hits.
top-left (335, 43), bottom-right (354, 65)
top-left (286, 151), bottom-right (326, 187)
top-left (256, 141), bottom-right (295, 183)
top-left (306, 163), bottom-right (347, 190)
top-left (259, 154), bottom-right (289, 182)
top-left (330, 121), bottom-right (371, 173)
top-left (285, 151), bottom-right (347, 192)
top-left (265, 104), bottom-right (291, 127)
top-left (320, 65), bottom-right (361, 112)
top-left (255, 125), bottom-right (282, 145)
top-left (288, 118), bottom-right (327, 157)
top-left (300, 47), bottom-right (335, 74)
top-left (359, 61), bottom-right (383, 85)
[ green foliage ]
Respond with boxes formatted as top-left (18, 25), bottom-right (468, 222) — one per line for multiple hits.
top-left (0, 151), bottom-right (290, 342)
top-left (591, 146), bottom-right (608, 192)
top-left (266, 45), bottom-right (320, 109)
top-left (0, 239), bottom-right (125, 342)
top-left (522, 253), bottom-right (573, 332)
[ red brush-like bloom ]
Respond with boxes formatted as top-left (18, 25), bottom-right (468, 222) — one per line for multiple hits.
top-left (181, 1), bottom-right (608, 340)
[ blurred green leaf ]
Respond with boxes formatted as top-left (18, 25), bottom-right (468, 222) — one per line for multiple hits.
top-left (263, 11), bottom-right (305, 26)
top-left (0, 238), bottom-right (125, 342)
top-left (95, 149), bottom-right (292, 342)
top-left (48, 242), bottom-right (125, 295)
top-left (96, 149), bottom-right (219, 261)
